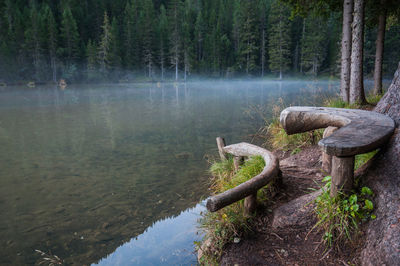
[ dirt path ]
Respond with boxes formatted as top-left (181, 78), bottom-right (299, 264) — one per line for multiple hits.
top-left (219, 146), bottom-right (362, 265)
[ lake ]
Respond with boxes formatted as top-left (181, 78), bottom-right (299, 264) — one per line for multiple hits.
top-left (0, 81), bottom-right (338, 265)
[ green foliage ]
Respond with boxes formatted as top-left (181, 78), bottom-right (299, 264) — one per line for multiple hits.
top-left (354, 149), bottom-right (379, 170)
top-left (300, 15), bottom-right (328, 75)
top-left (268, 0), bottom-right (292, 79)
top-left (312, 177), bottom-right (375, 248)
top-left (200, 155), bottom-right (276, 263)
top-left (267, 118), bottom-right (323, 151)
top-left (0, 0), bottom-right (399, 82)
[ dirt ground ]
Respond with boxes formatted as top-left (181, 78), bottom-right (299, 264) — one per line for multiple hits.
top-left (219, 146), bottom-right (363, 266)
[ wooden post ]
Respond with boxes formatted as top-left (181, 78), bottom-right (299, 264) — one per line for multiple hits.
top-left (330, 155), bottom-right (355, 197)
top-left (216, 137), bottom-right (227, 160)
top-left (244, 193), bottom-right (257, 216)
top-left (322, 126), bottom-right (338, 174)
top-left (233, 156), bottom-right (244, 171)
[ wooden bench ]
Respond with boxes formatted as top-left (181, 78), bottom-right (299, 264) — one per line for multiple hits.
top-left (280, 106), bottom-right (395, 196)
top-left (206, 138), bottom-right (280, 215)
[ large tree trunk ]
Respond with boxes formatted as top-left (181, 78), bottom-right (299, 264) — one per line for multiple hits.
top-left (360, 62), bottom-right (400, 265)
top-left (349, 0), bottom-right (366, 105)
top-left (340, 0), bottom-right (354, 103)
top-left (372, 1), bottom-right (387, 96)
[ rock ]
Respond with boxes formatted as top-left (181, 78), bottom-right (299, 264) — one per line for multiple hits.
top-left (272, 190), bottom-right (321, 229)
top-left (197, 237), bottom-right (212, 263)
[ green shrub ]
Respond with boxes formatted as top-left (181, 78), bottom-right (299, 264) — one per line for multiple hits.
top-left (312, 176), bottom-right (375, 248)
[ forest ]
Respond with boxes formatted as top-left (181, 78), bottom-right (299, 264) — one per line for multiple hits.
top-left (0, 0), bottom-right (399, 83)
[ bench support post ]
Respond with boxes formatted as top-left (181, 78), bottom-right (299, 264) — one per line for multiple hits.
top-left (233, 156), bottom-right (244, 171)
top-left (322, 126), bottom-right (338, 174)
top-left (330, 155), bottom-right (354, 197)
top-left (216, 137), bottom-right (227, 160)
top-left (244, 192), bottom-right (257, 216)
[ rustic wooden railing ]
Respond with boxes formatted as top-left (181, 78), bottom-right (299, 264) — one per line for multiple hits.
top-left (280, 106), bottom-right (395, 196)
top-left (206, 137), bottom-right (280, 215)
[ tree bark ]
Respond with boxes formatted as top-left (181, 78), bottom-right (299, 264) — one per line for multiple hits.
top-left (340, 0), bottom-right (354, 103)
top-left (361, 62), bottom-right (400, 265)
top-left (349, 0), bottom-right (366, 105)
top-left (373, 1), bottom-right (387, 96)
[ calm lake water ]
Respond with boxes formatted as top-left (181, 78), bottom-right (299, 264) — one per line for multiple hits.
top-left (0, 81), bottom-right (338, 265)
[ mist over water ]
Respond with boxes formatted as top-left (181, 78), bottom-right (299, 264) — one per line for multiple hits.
top-left (0, 81), bottom-right (339, 265)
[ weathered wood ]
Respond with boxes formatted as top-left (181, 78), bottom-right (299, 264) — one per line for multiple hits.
top-left (216, 137), bottom-right (227, 160)
top-left (244, 193), bottom-right (257, 216)
top-left (280, 106), bottom-right (395, 157)
top-left (322, 126), bottom-right (338, 173)
top-left (280, 106), bottom-right (395, 197)
top-left (330, 156), bottom-right (354, 197)
top-left (361, 62), bottom-right (400, 265)
top-left (206, 142), bottom-right (279, 213)
top-left (233, 156), bottom-right (244, 171)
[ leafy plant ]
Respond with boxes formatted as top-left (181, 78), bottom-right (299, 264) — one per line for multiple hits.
top-left (312, 176), bottom-right (375, 248)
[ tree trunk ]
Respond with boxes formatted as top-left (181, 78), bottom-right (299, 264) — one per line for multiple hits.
top-left (361, 62), bottom-right (400, 265)
top-left (373, 1), bottom-right (387, 96)
top-left (349, 0), bottom-right (366, 105)
top-left (340, 0), bottom-right (353, 103)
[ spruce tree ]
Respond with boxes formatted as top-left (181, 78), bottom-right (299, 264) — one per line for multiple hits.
top-left (168, 0), bottom-right (183, 81)
top-left (141, 0), bottom-right (155, 78)
top-left (237, 0), bottom-right (259, 76)
top-left (43, 5), bottom-right (58, 83)
top-left (86, 39), bottom-right (98, 81)
top-left (60, 5), bottom-right (80, 77)
top-left (157, 4), bottom-right (169, 80)
top-left (300, 15), bottom-right (328, 75)
top-left (24, 3), bottom-right (45, 81)
top-left (268, 0), bottom-right (292, 79)
top-left (97, 12), bottom-right (113, 76)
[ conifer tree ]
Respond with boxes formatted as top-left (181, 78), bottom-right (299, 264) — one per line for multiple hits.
top-left (43, 5), bottom-right (58, 82)
top-left (123, 0), bottom-right (137, 70)
top-left (300, 15), bottom-right (328, 75)
top-left (141, 0), bottom-right (155, 78)
top-left (24, 3), bottom-right (45, 81)
top-left (237, 0), bottom-right (259, 75)
top-left (60, 5), bottom-right (80, 75)
top-left (268, 0), bottom-right (292, 79)
top-left (98, 12), bottom-right (113, 75)
top-left (157, 4), bottom-right (169, 80)
top-left (86, 39), bottom-right (98, 80)
top-left (168, 0), bottom-right (183, 81)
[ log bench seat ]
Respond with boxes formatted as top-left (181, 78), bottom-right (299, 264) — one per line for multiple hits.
top-left (280, 106), bottom-right (395, 196)
top-left (206, 140), bottom-right (280, 214)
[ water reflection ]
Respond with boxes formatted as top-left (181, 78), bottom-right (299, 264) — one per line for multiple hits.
top-left (0, 81), bottom-right (338, 265)
top-left (94, 202), bottom-right (206, 265)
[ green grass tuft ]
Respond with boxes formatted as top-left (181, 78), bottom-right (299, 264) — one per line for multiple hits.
top-left (199, 155), bottom-right (277, 263)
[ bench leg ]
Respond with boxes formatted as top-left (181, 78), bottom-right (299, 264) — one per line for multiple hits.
top-left (244, 192), bottom-right (257, 216)
top-left (233, 156), bottom-right (244, 172)
top-left (330, 156), bottom-right (354, 197)
top-left (322, 127), bottom-right (338, 173)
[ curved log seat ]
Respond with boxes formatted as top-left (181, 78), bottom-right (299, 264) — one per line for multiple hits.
top-left (280, 106), bottom-right (395, 157)
top-left (206, 142), bottom-right (279, 213)
top-left (280, 106), bottom-right (395, 196)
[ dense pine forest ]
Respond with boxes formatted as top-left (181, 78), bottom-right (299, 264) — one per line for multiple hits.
top-left (0, 0), bottom-right (399, 83)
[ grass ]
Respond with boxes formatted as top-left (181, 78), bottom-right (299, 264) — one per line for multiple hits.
top-left (311, 177), bottom-right (375, 248)
top-left (198, 155), bottom-right (277, 264)
top-left (354, 149), bottom-right (379, 171)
